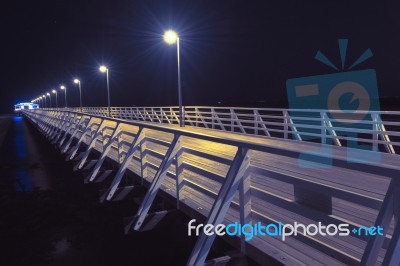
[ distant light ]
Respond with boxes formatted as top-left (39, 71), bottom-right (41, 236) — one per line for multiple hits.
top-left (163, 30), bottom-right (178, 45)
top-left (60, 85), bottom-right (65, 90)
top-left (42, 95), bottom-right (45, 97)
top-left (46, 93), bottom-right (50, 96)
top-left (74, 79), bottom-right (80, 84)
top-left (52, 90), bottom-right (57, 93)
top-left (99, 65), bottom-right (107, 73)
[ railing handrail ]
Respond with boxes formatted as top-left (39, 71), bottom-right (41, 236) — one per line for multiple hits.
top-left (26, 109), bottom-right (400, 172)
top-left (35, 106), bottom-right (400, 156)
top-left (40, 106), bottom-right (400, 115)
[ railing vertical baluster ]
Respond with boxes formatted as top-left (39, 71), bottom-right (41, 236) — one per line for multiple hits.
top-left (195, 108), bottom-right (198, 127)
top-left (211, 108), bottom-right (215, 129)
top-left (372, 112), bottom-right (378, 152)
top-left (230, 108), bottom-right (234, 132)
top-left (254, 110), bottom-right (258, 135)
top-left (321, 111), bottom-right (326, 144)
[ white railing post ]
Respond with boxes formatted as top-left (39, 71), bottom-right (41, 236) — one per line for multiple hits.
top-left (321, 111), bottom-right (326, 144)
top-left (230, 108), bottom-right (234, 132)
top-left (372, 112), bottom-right (379, 152)
top-left (254, 110), bottom-right (258, 135)
top-left (212, 108), bottom-right (215, 129)
top-left (283, 110), bottom-right (289, 139)
top-left (195, 107), bottom-right (199, 127)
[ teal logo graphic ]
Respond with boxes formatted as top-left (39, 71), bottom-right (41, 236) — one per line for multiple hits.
top-left (286, 39), bottom-right (381, 167)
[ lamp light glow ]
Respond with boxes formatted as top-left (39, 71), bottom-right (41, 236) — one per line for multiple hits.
top-left (99, 65), bottom-right (107, 73)
top-left (74, 79), bottom-right (80, 84)
top-left (163, 30), bottom-right (178, 45)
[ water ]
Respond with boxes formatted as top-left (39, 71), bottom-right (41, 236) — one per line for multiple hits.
top-left (0, 116), bottom-right (198, 266)
top-left (0, 115), bottom-right (55, 191)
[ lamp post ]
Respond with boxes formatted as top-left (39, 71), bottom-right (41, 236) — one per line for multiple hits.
top-left (99, 65), bottom-right (110, 116)
top-left (60, 85), bottom-right (67, 108)
top-left (47, 93), bottom-right (51, 107)
top-left (163, 30), bottom-right (183, 127)
top-left (43, 95), bottom-right (47, 108)
top-left (74, 79), bottom-right (83, 112)
top-left (52, 90), bottom-right (58, 108)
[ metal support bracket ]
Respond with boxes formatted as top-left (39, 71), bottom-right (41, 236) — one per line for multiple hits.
top-left (75, 123), bottom-right (120, 169)
top-left (187, 147), bottom-right (250, 266)
top-left (99, 128), bottom-right (145, 202)
top-left (86, 125), bottom-right (125, 182)
top-left (63, 117), bottom-right (97, 157)
top-left (361, 180), bottom-right (400, 265)
top-left (59, 116), bottom-right (88, 151)
top-left (125, 134), bottom-right (181, 232)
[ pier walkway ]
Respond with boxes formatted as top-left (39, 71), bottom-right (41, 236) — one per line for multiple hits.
top-left (22, 107), bottom-right (400, 266)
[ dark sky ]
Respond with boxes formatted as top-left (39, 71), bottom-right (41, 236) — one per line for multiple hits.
top-left (1, 0), bottom-right (399, 113)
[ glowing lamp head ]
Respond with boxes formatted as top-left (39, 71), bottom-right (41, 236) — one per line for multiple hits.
top-left (42, 95), bottom-right (45, 97)
top-left (74, 79), bottom-right (80, 84)
top-left (99, 65), bottom-right (107, 73)
top-left (163, 30), bottom-right (178, 45)
top-left (52, 90), bottom-right (57, 94)
top-left (60, 85), bottom-right (65, 90)
top-left (46, 93), bottom-right (50, 96)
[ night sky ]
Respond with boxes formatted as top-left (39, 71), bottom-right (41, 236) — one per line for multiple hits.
top-left (1, 0), bottom-right (399, 113)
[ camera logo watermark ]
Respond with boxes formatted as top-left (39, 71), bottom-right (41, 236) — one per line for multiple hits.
top-left (188, 219), bottom-right (384, 241)
top-left (286, 39), bottom-right (381, 167)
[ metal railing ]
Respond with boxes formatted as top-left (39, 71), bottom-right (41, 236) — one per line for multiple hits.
top-left (54, 106), bottom-right (400, 155)
top-left (22, 108), bottom-right (400, 266)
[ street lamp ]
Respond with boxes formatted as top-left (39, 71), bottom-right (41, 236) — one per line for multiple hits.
top-left (60, 85), bottom-right (67, 108)
top-left (43, 95), bottom-right (47, 108)
top-left (74, 79), bottom-right (83, 112)
top-left (52, 89), bottom-right (58, 108)
top-left (99, 65), bottom-right (111, 116)
top-left (39, 96), bottom-right (43, 107)
top-left (47, 93), bottom-right (51, 107)
top-left (163, 30), bottom-right (183, 127)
